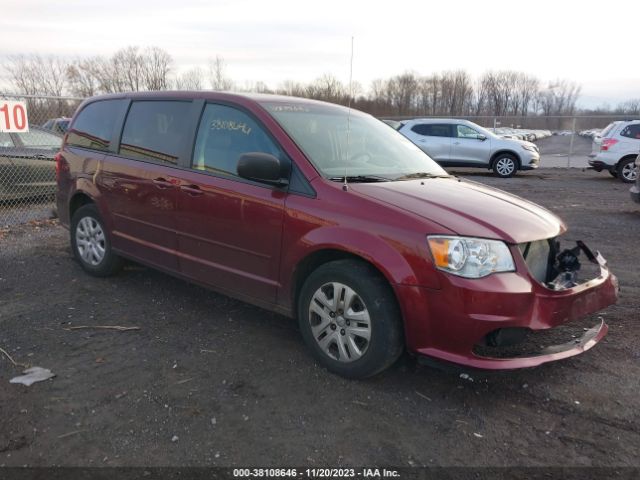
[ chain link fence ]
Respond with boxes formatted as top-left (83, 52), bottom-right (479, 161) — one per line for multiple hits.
top-left (1, 94), bottom-right (636, 228)
top-left (0, 94), bottom-right (83, 228)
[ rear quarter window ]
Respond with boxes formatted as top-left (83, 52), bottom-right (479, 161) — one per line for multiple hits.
top-left (67, 100), bottom-right (126, 152)
top-left (619, 124), bottom-right (640, 140)
top-left (600, 122), bottom-right (618, 138)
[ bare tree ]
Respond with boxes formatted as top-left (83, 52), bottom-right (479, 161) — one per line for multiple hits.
top-left (67, 57), bottom-right (102, 97)
top-left (209, 56), bottom-right (234, 91)
top-left (111, 46), bottom-right (145, 92)
top-left (306, 74), bottom-right (346, 102)
top-left (277, 80), bottom-right (306, 97)
top-left (617, 98), bottom-right (640, 115)
top-left (5, 54), bottom-right (69, 96)
top-left (174, 67), bottom-right (205, 90)
top-left (142, 47), bottom-right (172, 90)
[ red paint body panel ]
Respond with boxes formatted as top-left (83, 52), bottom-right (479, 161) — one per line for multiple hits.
top-left (99, 153), bottom-right (181, 271)
top-left (350, 178), bottom-right (566, 244)
top-left (56, 91), bottom-right (619, 370)
top-left (173, 169), bottom-right (286, 303)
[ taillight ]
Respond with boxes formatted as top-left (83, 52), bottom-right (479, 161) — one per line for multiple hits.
top-left (601, 138), bottom-right (618, 151)
top-left (55, 152), bottom-right (68, 182)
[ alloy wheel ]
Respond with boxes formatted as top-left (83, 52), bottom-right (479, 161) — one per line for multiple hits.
top-left (496, 157), bottom-right (515, 176)
top-left (75, 216), bottom-right (106, 266)
top-left (621, 162), bottom-right (638, 182)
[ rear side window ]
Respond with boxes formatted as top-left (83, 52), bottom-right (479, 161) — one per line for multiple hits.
top-left (17, 130), bottom-right (62, 149)
top-left (192, 104), bottom-right (282, 177)
top-left (67, 100), bottom-right (125, 152)
top-left (600, 122), bottom-right (618, 138)
top-left (619, 124), bottom-right (640, 139)
top-left (410, 124), bottom-right (451, 137)
top-left (120, 101), bottom-right (192, 165)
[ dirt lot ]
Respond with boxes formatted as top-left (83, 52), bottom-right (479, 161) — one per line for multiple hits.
top-left (0, 168), bottom-right (638, 468)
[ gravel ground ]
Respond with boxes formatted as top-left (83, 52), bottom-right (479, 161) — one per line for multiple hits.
top-left (0, 168), bottom-right (638, 468)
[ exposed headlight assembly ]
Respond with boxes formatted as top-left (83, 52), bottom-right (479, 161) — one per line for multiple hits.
top-left (427, 235), bottom-right (515, 278)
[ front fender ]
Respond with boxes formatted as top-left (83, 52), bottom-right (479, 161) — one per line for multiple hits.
top-left (281, 225), bottom-right (441, 301)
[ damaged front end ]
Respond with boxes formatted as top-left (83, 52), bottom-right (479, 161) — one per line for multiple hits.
top-left (519, 237), bottom-right (607, 291)
top-left (470, 237), bottom-right (619, 367)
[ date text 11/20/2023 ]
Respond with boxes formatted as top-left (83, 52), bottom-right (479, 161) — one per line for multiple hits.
top-left (232, 468), bottom-right (400, 478)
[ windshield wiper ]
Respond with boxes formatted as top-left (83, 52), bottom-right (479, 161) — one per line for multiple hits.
top-left (394, 172), bottom-right (452, 181)
top-left (328, 175), bottom-right (391, 183)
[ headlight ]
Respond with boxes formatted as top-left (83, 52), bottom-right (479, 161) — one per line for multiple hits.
top-left (522, 144), bottom-right (537, 152)
top-left (427, 235), bottom-right (515, 278)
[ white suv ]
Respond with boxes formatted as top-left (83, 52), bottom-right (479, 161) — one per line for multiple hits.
top-left (397, 119), bottom-right (540, 178)
top-left (589, 120), bottom-right (640, 183)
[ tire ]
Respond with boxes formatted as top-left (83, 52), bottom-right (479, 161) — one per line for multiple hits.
top-left (70, 203), bottom-right (123, 277)
top-left (297, 259), bottom-right (403, 379)
top-left (608, 169), bottom-right (618, 178)
top-left (492, 154), bottom-right (518, 178)
top-left (617, 157), bottom-right (638, 183)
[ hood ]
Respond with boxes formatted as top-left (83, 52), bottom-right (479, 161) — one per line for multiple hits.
top-left (351, 178), bottom-right (565, 244)
top-left (500, 137), bottom-right (537, 150)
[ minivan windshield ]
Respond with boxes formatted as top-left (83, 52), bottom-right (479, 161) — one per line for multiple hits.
top-left (263, 102), bottom-right (448, 181)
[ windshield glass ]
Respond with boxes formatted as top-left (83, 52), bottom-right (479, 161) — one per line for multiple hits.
top-left (262, 102), bottom-right (447, 181)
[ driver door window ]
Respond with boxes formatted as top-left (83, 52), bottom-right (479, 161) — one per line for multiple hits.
top-left (456, 125), bottom-right (482, 139)
top-left (192, 104), bottom-right (282, 177)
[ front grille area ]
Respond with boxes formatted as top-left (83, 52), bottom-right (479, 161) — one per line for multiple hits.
top-left (518, 237), bottom-right (603, 289)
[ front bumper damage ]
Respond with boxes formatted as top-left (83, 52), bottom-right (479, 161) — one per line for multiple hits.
top-left (399, 240), bottom-right (619, 370)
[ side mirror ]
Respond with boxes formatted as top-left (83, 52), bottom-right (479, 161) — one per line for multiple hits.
top-left (477, 134), bottom-right (487, 141)
top-left (237, 152), bottom-right (289, 186)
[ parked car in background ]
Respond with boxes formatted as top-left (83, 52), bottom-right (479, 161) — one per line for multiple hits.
top-left (381, 119), bottom-right (403, 130)
top-left (588, 120), bottom-right (640, 182)
top-left (56, 91), bottom-right (617, 378)
top-left (0, 127), bottom-right (62, 201)
top-left (588, 121), bottom-right (621, 164)
top-left (398, 119), bottom-right (539, 177)
top-left (42, 117), bottom-right (71, 135)
top-left (630, 154), bottom-right (640, 203)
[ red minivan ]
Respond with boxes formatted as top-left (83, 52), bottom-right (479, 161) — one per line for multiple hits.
top-left (56, 92), bottom-right (618, 378)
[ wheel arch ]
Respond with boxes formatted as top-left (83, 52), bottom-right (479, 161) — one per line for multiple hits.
top-left (616, 154), bottom-right (639, 167)
top-left (291, 249), bottom-right (386, 317)
top-left (69, 191), bottom-right (95, 220)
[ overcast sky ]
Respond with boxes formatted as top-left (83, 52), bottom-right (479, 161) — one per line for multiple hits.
top-left (2, 0), bottom-right (638, 107)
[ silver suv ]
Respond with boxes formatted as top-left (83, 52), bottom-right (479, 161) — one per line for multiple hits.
top-left (588, 120), bottom-right (640, 183)
top-left (397, 119), bottom-right (540, 178)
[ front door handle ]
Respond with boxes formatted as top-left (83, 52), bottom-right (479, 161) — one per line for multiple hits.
top-left (453, 141), bottom-right (460, 145)
top-left (180, 184), bottom-right (203, 196)
top-left (152, 177), bottom-right (175, 189)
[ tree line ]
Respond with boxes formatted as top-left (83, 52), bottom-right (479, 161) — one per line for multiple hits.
top-left (3, 46), bottom-right (639, 123)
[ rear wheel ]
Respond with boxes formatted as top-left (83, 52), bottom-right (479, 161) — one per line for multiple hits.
top-left (492, 154), bottom-right (518, 178)
top-left (617, 157), bottom-right (638, 183)
top-left (297, 259), bottom-right (403, 379)
top-left (70, 204), bottom-right (122, 277)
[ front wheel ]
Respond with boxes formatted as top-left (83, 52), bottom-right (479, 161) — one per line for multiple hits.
top-left (70, 204), bottom-right (123, 277)
top-left (492, 154), bottom-right (518, 178)
top-left (297, 259), bottom-right (403, 379)
top-left (617, 157), bottom-right (638, 183)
